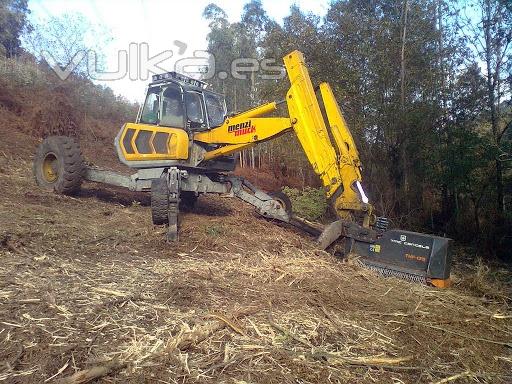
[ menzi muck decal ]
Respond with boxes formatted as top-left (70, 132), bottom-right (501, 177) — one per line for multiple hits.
top-left (228, 120), bottom-right (256, 136)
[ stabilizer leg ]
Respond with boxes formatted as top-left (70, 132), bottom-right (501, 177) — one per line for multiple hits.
top-left (166, 167), bottom-right (181, 242)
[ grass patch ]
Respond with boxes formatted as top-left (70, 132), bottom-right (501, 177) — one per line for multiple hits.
top-left (205, 224), bottom-right (225, 237)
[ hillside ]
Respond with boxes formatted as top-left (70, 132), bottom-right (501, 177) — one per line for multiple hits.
top-left (0, 77), bottom-right (511, 383)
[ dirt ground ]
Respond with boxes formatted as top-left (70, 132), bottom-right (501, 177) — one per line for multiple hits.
top-left (0, 144), bottom-right (511, 383)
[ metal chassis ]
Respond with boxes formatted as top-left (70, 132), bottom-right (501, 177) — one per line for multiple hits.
top-left (84, 165), bottom-right (375, 245)
top-left (84, 165), bottom-right (298, 240)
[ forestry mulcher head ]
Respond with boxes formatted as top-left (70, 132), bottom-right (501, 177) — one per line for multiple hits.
top-left (318, 220), bottom-right (452, 287)
top-left (32, 50), bottom-right (453, 288)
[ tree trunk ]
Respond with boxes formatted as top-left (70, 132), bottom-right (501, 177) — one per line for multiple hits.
top-left (483, 0), bottom-right (505, 220)
top-left (473, 200), bottom-right (481, 239)
top-left (400, 0), bottom-right (408, 110)
top-left (399, 0), bottom-right (409, 210)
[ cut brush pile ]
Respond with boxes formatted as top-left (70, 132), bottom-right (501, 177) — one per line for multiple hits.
top-left (0, 156), bottom-right (511, 384)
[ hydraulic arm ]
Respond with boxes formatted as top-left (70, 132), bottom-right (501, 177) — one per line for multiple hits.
top-left (195, 51), bottom-right (373, 226)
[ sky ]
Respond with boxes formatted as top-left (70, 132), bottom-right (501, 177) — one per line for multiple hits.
top-left (27, 0), bottom-right (330, 102)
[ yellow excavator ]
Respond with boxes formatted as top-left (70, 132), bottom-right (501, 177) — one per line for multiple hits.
top-left (34, 51), bottom-right (452, 287)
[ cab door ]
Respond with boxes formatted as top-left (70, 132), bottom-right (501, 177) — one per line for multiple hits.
top-left (185, 91), bottom-right (208, 131)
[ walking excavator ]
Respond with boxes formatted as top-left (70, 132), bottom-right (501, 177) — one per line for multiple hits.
top-left (33, 50), bottom-right (452, 287)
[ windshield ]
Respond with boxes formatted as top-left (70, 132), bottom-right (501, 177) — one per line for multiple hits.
top-left (140, 87), bottom-right (160, 124)
top-left (204, 92), bottom-right (226, 128)
top-left (160, 85), bottom-right (184, 128)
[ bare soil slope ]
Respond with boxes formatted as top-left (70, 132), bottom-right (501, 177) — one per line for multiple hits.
top-left (0, 149), bottom-right (510, 383)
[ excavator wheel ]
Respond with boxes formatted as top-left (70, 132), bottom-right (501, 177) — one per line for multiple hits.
top-left (269, 191), bottom-right (293, 216)
top-left (33, 136), bottom-right (85, 195)
top-left (151, 178), bottom-right (169, 225)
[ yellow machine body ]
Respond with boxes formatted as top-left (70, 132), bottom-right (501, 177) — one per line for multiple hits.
top-left (115, 50), bottom-right (372, 223)
top-left (118, 123), bottom-right (189, 161)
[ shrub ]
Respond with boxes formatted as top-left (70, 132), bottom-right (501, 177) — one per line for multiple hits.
top-left (31, 93), bottom-right (83, 138)
top-left (282, 186), bottom-right (327, 221)
top-left (0, 55), bottom-right (46, 87)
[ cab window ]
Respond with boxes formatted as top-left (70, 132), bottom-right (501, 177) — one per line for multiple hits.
top-left (140, 87), bottom-right (159, 124)
top-left (205, 93), bottom-right (226, 128)
top-left (160, 85), bottom-right (184, 128)
top-left (185, 91), bottom-right (205, 129)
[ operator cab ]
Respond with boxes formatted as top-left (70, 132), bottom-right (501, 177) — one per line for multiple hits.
top-left (138, 72), bottom-right (227, 132)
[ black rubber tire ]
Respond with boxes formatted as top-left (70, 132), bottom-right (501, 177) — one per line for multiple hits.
top-left (180, 191), bottom-right (198, 209)
top-left (269, 191), bottom-right (293, 216)
top-left (151, 178), bottom-right (169, 225)
top-left (33, 136), bottom-right (85, 195)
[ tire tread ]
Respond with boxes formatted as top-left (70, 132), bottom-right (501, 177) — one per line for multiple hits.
top-left (151, 178), bottom-right (169, 225)
top-left (33, 136), bottom-right (85, 195)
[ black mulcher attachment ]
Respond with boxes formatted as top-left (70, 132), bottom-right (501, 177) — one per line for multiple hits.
top-left (317, 219), bottom-right (452, 288)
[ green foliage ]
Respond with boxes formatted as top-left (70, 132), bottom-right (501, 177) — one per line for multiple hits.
top-left (0, 0), bottom-right (30, 57)
top-left (203, 0), bottom-right (273, 113)
top-left (202, 0), bottom-right (511, 254)
top-left (282, 187), bottom-right (327, 221)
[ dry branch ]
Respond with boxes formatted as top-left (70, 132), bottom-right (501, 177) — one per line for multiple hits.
top-left (267, 311), bottom-right (314, 348)
top-left (208, 313), bottom-right (247, 336)
top-left (172, 307), bottom-right (261, 351)
top-left (54, 360), bottom-right (127, 384)
top-left (313, 351), bottom-right (415, 368)
top-left (268, 311), bottom-right (415, 370)
top-left (173, 320), bottom-right (227, 351)
top-left (431, 370), bottom-right (472, 384)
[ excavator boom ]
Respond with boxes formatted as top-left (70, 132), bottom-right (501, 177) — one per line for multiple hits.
top-left (195, 51), bottom-right (372, 226)
top-left (283, 51), bottom-right (372, 225)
